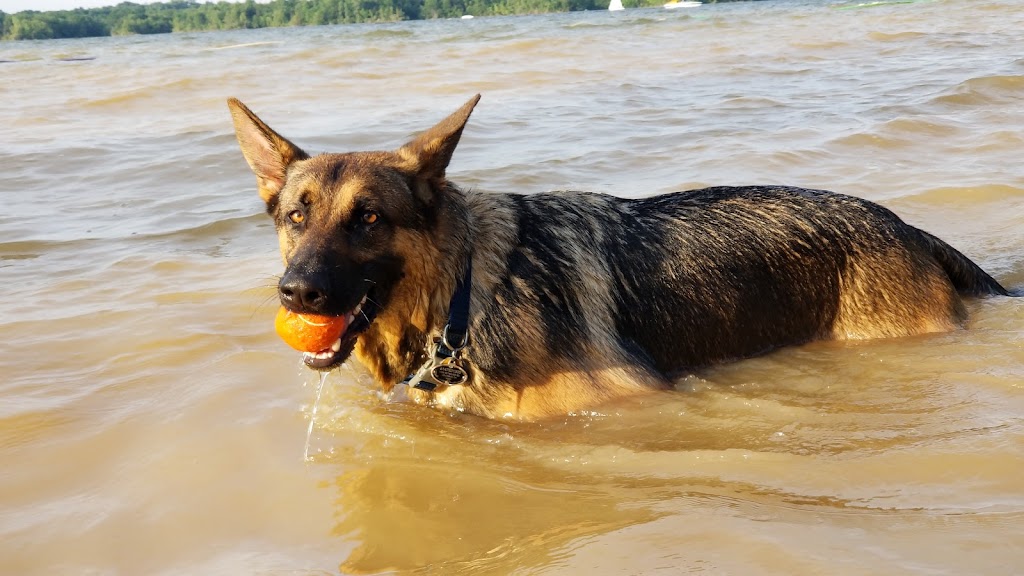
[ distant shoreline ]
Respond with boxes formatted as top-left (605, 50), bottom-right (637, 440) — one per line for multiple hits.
top-left (0, 0), bottom-right (727, 42)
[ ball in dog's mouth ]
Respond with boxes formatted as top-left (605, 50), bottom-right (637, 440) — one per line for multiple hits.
top-left (277, 293), bottom-right (377, 372)
top-left (275, 307), bottom-right (349, 353)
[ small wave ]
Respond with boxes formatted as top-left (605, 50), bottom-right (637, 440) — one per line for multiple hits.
top-left (133, 213), bottom-right (265, 244)
top-left (473, 37), bottom-right (554, 56)
top-left (829, 131), bottom-right (909, 150)
top-left (788, 40), bottom-right (851, 50)
top-left (79, 92), bottom-right (150, 108)
top-left (0, 239), bottom-right (73, 261)
top-left (202, 41), bottom-right (283, 51)
top-left (868, 30), bottom-right (926, 42)
top-left (881, 117), bottom-right (962, 138)
top-left (836, 0), bottom-right (919, 11)
top-left (75, 78), bottom-right (200, 108)
top-left (901, 184), bottom-right (1024, 205)
top-left (0, 52), bottom-right (43, 63)
top-left (565, 15), bottom-right (670, 29)
top-left (971, 130), bottom-right (1024, 152)
top-left (718, 95), bottom-right (786, 110)
top-left (0, 409), bottom-right (72, 449)
top-left (931, 75), bottom-right (1024, 106)
top-left (563, 19), bottom-right (635, 30)
top-left (358, 28), bottom-right (416, 39)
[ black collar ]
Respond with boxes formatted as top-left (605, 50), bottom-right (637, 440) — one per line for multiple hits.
top-left (401, 257), bottom-right (472, 391)
top-left (441, 256), bottom-right (472, 352)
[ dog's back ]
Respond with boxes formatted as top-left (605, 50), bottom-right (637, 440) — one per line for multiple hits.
top-left (465, 185), bottom-right (1008, 382)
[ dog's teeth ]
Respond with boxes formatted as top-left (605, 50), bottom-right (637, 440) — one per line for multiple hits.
top-left (331, 338), bottom-right (341, 352)
top-left (347, 295), bottom-right (369, 323)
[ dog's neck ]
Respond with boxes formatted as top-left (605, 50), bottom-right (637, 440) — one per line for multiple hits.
top-left (399, 255), bottom-right (473, 392)
top-left (353, 185), bottom-right (475, 389)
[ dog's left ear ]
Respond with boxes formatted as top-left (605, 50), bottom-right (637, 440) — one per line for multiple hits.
top-left (227, 98), bottom-right (309, 205)
top-left (398, 94), bottom-right (480, 184)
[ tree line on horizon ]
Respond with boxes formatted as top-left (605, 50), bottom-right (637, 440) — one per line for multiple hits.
top-left (0, 0), bottom-right (713, 41)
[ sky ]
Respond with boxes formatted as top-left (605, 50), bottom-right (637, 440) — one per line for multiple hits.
top-left (0, 0), bottom-right (256, 13)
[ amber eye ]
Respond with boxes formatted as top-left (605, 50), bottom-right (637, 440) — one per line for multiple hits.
top-left (288, 210), bottom-right (305, 224)
top-left (361, 211), bottom-right (379, 225)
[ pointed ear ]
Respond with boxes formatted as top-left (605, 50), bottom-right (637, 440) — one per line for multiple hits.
top-left (398, 94), bottom-right (480, 181)
top-left (227, 98), bottom-right (309, 204)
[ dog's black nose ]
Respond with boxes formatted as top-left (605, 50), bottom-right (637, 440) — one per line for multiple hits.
top-left (279, 272), bottom-right (328, 312)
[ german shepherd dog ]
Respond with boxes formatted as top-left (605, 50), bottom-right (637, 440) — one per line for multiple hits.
top-left (228, 95), bottom-right (1012, 420)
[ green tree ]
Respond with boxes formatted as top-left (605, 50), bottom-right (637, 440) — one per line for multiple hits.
top-left (10, 14), bottom-right (55, 40)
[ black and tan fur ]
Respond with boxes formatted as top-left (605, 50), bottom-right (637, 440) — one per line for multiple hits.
top-left (228, 94), bottom-right (1011, 420)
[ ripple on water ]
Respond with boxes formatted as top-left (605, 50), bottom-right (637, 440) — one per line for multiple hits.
top-left (899, 184), bottom-right (1024, 205)
top-left (930, 75), bottom-right (1024, 107)
top-left (867, 30), bottom-right (927, 42)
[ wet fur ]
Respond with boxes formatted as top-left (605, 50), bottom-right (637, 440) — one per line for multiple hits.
top-left (229, 95), bottom-right (1011, 420)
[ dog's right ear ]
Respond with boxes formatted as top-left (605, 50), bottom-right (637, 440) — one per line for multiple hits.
top-left (227, 98), bottom-right (309, 204)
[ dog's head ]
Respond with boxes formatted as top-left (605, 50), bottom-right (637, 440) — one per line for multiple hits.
top-left (228, 95), bottom-right (480, 371)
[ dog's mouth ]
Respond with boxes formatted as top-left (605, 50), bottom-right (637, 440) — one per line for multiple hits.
top-left (301, 291), bottom-right (380, 371)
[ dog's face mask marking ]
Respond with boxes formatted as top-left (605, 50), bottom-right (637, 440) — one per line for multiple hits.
top-left (228, 95), bottom-right (480, 370)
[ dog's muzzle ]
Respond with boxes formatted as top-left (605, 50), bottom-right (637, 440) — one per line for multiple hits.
top-left (283, 291), bottom-right (378, 371)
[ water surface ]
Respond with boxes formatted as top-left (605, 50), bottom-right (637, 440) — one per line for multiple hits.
top-left (2, 0), bottom-right (1023, 573)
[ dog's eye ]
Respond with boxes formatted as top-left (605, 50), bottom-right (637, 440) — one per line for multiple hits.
top-left (288, 210), bottom-right (305, 225)
top-left (361, 211), bottom-right (379, 225)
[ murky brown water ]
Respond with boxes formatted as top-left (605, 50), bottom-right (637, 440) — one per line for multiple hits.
top-left (2, 0), bottom-right (1023, 573)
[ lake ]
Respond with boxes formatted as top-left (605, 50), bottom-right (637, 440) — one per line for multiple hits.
top-left (1, 0), bottom-right (1023, 573)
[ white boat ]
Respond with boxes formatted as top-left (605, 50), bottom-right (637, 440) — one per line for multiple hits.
top-left (608, 0), bottom-right (624, 11)
top-left (663, 0), bottom-right (701, 8)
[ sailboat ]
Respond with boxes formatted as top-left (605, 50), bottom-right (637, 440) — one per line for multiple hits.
top-left (608, 0), bottom-right (625, 11)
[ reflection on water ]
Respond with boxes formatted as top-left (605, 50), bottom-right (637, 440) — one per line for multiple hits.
top-left (1, 0), bottom-right (1023, 573)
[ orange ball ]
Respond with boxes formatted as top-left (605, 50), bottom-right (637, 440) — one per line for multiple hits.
top-left (274, 306), bottom-right (348, 353)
